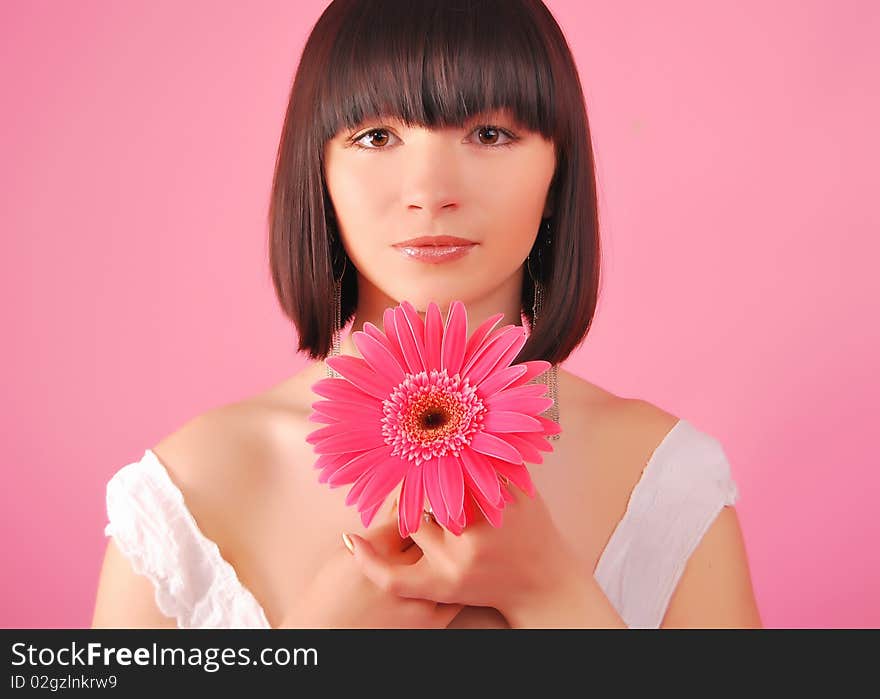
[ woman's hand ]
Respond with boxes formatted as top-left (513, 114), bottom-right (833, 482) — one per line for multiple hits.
top-left (344, 482), bottom-right (605, 626)
top-left (278, 501), bottom-right (464, 629)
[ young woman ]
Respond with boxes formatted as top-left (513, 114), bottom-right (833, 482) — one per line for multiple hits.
top-left (92, 0), bottom-right (762, 629)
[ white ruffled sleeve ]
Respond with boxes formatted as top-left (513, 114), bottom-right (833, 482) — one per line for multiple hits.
top-left (103, 450), bottom-right (270, 629)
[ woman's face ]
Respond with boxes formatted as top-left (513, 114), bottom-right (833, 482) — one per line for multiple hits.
top-left (322, 107), bottom-right (556, 314)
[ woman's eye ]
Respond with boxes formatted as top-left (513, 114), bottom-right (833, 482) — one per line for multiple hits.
top-left (474, 125), bottom-right (514, 146)
top-left (351, 124), bottom-right (516, 151)
top-left (354, 129), bottom-right (397, 149)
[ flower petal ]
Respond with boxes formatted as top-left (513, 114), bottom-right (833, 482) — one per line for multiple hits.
top-left (381, 307), bottom-right (409, 367)
top-left (437, 454), bottom-right (465, 523)
top-left (393, 306), bottom-right (426, 373)
top-left (326, 445), bottom-right (394, 487)
top-left (357, 455), bottom-right (411, 514)
top-left (400, 300), bottom-right (428, 363)
top-left (312, 428), bottom-right (385, 454)
top-left (308, 412), bottom-right (336, 424)
top-left (324, 355), bottom-right (393, 400)
top-left (484, 383), bottom-right (554, 415)
top-left (493, 432), bottom-right (544, 465)
top-left (441, 300), bottom-right (468, 377)
top-left (511, 430), bottom-right (556, 453)
top-left (481, 410), bottom-right (543, 433)
top-left (487, 328), bottom-right (530, 376)
top-left (535, 415), bottom-right (562, 436)
top-left (305, 421), bottom-right (357, 444)
top-left (315, 452), bottom-right (350, 470)
top-left (453, 507), bottom-right (467, 529)
top-left (424, 302), bottom-right (445, 370)
top-left (352, 330), bottom-right (407, 386)
top-left (310, 399), bottom-right (384, 423)
top-left (469, 430), bottom-right (524, 465)
top-left (361, 501), bottom-right (383, 528)
top-left (311, 377), bottom-right (379, 405)
top-left (364, 320), bottom-right (408, 374)
top-left (486, 455), bottom-right (536, 497)
top-left (463, 479), bottom-right (504, 528)
top-left (476, 364), bottom-right (528, 398)
top-left (399, 467), bottom-right (425, 538)
top-left (446, 514), bottom-right (465, 536)
top-left (462, 492), bottom-right (480, 528)
top-left (463, 326), bottom-right (528, 386)
top-left (486, 381), bottom-right (548, 401)
top-left (459, 448), bottom-right (503, 508)
top-left (461, 311), bottom-right (505, 371)
top-left (346, 468), bottom-right (376, 506)
top-left (507, 360), bottom-right (552, 388)
top-left (459, 325), bottom-right (512, 376)
top-left (317, 453), bottom-right (354, 483)
top-left (526, 397), bottom-right (556, 415)
top-left (422, 458), bottom-right (450, 529)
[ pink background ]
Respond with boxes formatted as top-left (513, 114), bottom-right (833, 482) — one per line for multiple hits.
top-left (2, 0), bottom-right (877, 628)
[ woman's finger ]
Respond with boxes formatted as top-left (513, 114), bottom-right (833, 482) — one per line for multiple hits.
top-left (407, 510), bottom-right (446, 555)
top-left (346, 532), bottom-right (440, 600)
top-left (397, 538), bottom-right (423, 564)
top-left (365, 496), bottom-right (414, 555)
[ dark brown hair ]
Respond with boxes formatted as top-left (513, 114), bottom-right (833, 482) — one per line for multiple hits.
top-left (268, 0), bottom-right (601, 365)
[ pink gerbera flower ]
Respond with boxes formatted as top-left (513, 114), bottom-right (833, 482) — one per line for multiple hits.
top-left (306, 300), bottom-right (561, 537)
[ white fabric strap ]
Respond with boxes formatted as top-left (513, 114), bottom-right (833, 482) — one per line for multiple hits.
top-left (594, 419), bottom-right (740, 629)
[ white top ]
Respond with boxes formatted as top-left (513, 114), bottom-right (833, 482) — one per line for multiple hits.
top-left (104, 417), bottom-right (739, 629)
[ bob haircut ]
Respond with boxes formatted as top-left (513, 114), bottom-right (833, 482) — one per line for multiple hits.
top-left (268, 0), bottom-right (601, 366)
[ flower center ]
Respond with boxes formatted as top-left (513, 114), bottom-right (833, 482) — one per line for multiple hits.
top-left (420, 407), bottom-right (449, 430)
top-left (382, 368), bottom-right (486, 467)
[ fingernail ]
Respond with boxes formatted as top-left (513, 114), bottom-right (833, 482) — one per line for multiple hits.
top-left (341, 532), bottom-right (355, 554)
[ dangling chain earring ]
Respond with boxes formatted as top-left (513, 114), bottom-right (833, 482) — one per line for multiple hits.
top-left (326, 223), bottom-right (346, 379)
top-left (526, 218), bottom-right (560, 439)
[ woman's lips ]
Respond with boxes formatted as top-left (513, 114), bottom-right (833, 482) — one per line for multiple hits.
top-left (395, 244), bottom-right (476, 264)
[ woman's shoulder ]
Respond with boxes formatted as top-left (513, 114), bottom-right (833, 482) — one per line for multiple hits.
top-left (559, 367), bottom-right (680, 444)
top-left (145, 367), bottom-right (322, 536)
top-left (149, 400), bottom-right (275, 495)
top-left (556, 368), bottom-right (686, 496)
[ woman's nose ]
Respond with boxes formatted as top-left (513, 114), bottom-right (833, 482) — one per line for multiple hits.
top-left (399, 134), bottom-right (463, 216)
